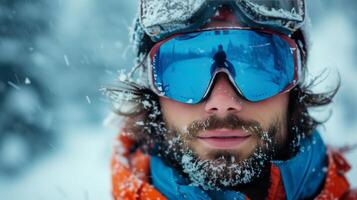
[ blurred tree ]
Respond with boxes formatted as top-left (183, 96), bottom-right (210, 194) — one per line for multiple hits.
top-left (0, 0), bottom-right (55, 177)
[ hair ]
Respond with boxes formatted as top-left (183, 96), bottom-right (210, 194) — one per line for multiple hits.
top-left (104, 28), bottom-right (340, 156)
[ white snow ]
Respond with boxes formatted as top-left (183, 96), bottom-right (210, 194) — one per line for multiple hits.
top-left (86, 95), bottom-right (91, 104)
top-left (141, 0), bottom-right (205, 28)
top-left (118, 70), bottom-right (127, 82)
top-left (7, 81), bottom-right (20, 90)
top-left (243, 0), bottom-right (304, 21)
top-left (0, 134), bottom-right (30, 170)
top-left (0, 125), bottom-right (115, 200)
top-left (24, 78), bottom-right (31, 85)
top-left (64, 54), bottom-right (70, 66)
top-left (0, 1), bottom-right (356, 200)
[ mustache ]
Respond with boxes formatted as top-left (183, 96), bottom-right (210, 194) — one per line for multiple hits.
top-left (185, 114), bottom-right (264, 138)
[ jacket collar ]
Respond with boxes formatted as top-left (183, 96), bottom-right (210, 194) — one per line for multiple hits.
top-left (272, 131), bottom-right (327, 200)
top-left (150, 155), bottom-right (247, 200)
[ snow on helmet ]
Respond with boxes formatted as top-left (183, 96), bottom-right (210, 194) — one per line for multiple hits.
top-left (129, 0), bottom-right (309, 87)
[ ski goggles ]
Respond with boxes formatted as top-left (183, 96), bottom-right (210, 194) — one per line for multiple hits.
top-left (148, 28), bottom-right (301, 104)
top-left (140, 0), bottom-right (306, 42)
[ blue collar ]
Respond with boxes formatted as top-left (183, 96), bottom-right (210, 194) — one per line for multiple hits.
top-left (150, 156), bottom-right (246, 200)
top-left (271, 131), bottom-right (327, 200)
top-left (150, 131), bottom-right (327, 200)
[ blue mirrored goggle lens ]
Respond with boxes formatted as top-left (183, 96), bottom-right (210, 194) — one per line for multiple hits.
top-left (153, 42), bottom-right (212, 104)
top-left (152, 29), bottom-right (296, 104)
top-left (233, 33), bottom-right (295, 102)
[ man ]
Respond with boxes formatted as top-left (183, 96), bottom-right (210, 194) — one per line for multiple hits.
top-left (106, 1), bottom-right (356, 199)
top-left (211, 44), bottom-right (235, 77)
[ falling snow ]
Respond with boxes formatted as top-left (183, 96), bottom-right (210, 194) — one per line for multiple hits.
top-left (24, 78), bottom-right (31, 85)
top-left (86, 96), bottom-right (91, 104)
top-left (0, 1), bottom-right (356, 200)
top-left (64, 54), bottom-right (70, 66)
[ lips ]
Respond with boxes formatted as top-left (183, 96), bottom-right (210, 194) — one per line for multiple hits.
top-left (197, 129), bottom-right (251, 149)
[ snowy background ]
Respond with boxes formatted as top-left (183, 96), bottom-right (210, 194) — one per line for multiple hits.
top-left (0, 0), bottom-right (356, 199)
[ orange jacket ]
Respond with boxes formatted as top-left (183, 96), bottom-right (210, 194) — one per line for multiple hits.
top-left (111, 133), bottom-right (356, 200)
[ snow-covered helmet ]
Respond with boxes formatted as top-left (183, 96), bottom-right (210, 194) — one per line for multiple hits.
top-left (129, 0), bottom-right (308, 87)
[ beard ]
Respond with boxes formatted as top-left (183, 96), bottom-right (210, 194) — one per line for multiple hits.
top-left (153, 114), bottom-right (287, 191)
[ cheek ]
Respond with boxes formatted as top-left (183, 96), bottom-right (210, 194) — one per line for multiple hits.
top-left (242, 93), bottom-right (290, 128)
top-left (159, 97), bottom-right (203, 128)
top-left (260, 94), bottom-right (289, 115)
top-left (258, 93), bottom-right (290, 139)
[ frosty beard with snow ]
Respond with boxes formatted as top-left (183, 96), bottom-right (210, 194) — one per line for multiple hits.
top-left (155, 114), bottom-right (288, 191)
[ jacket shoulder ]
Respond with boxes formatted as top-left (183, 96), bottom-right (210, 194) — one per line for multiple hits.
top-left (111, 133), bottom-right (167, 200)
top-left (341, 189), bottom-right (357, 200)
top-left (316, 150), bottom-right (352, 199)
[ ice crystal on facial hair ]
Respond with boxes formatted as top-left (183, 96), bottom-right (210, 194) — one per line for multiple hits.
top-left (179, 145), bottom-right (271, 190)
top-left (158, 115), bottom-right (279, 191)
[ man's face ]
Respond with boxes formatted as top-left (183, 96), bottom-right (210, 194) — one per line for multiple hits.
top-left (154, 18), bottom-right (291, 190)
top-left (159, 72), bottom-right (290, 189)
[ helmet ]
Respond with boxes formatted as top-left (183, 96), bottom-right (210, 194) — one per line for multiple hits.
top-left (129, 0), bottom-right (308, 87)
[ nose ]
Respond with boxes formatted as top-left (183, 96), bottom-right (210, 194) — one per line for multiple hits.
top-left (204, 73), bottom-right (243, 116)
